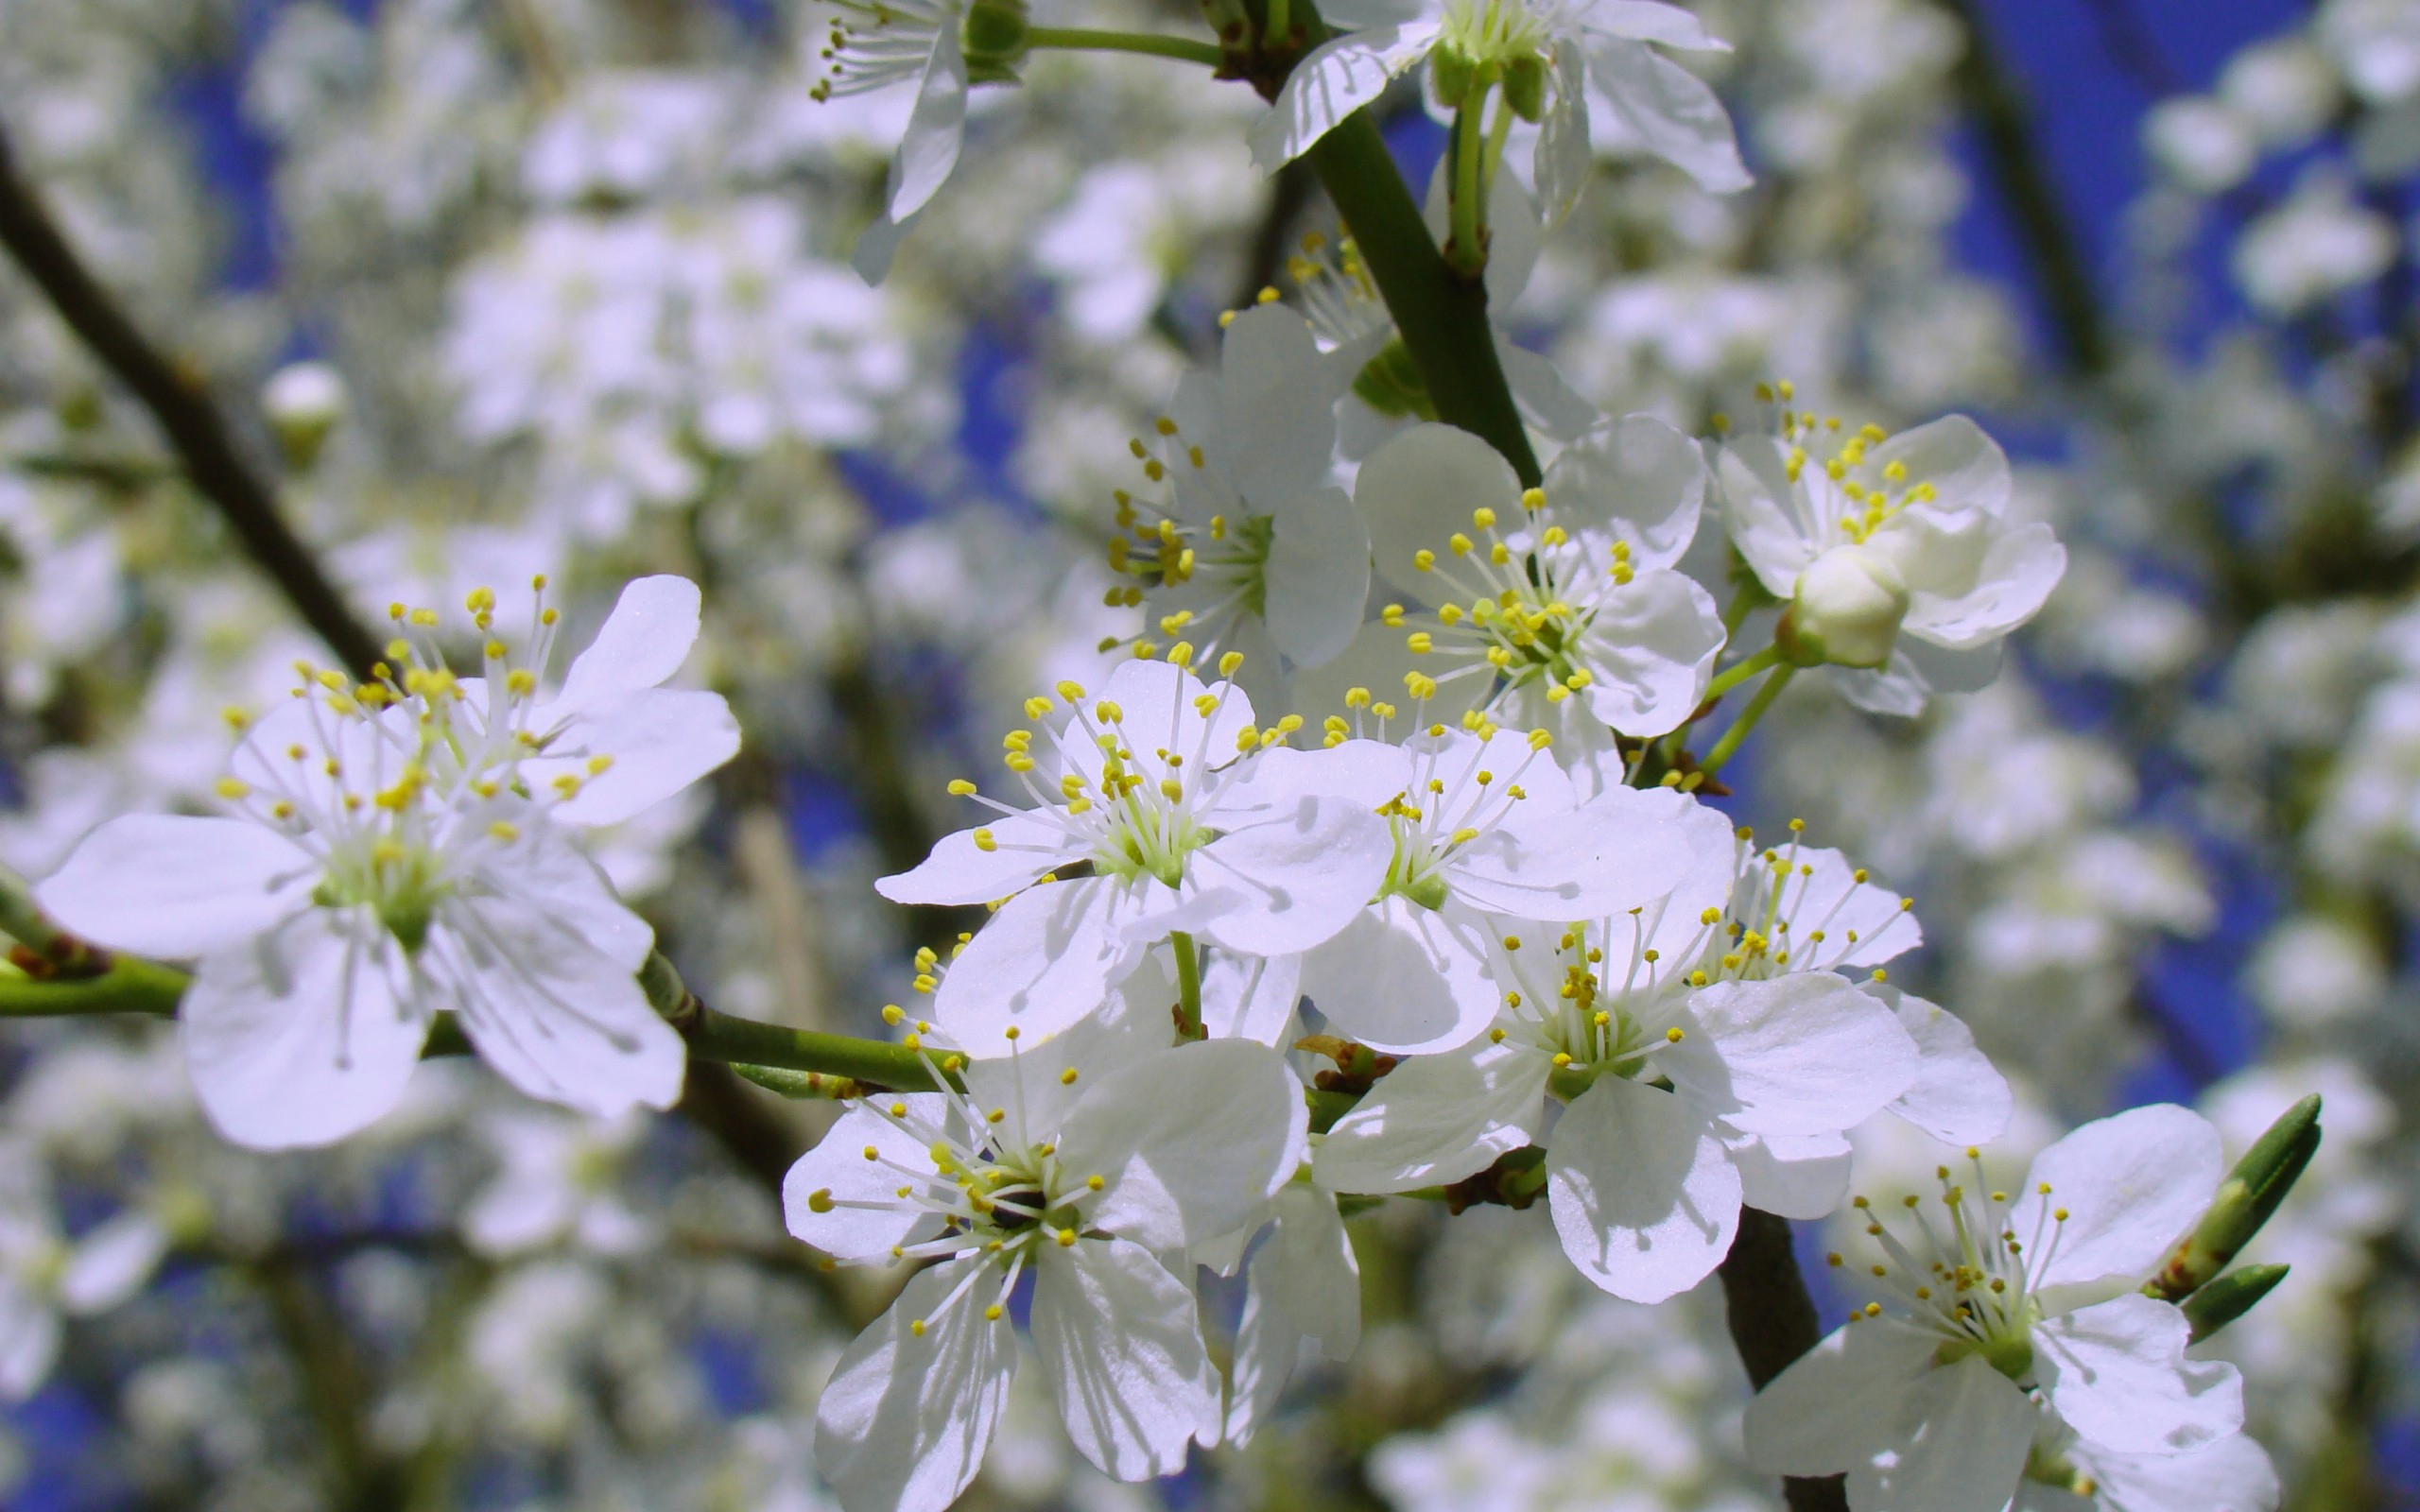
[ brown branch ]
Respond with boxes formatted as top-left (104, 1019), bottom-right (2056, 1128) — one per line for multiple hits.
top-left (1717, 1209), bottom-right (1850, 1512)
top-left (0, 119), bottom-right (384, 678)
top-left (1934, 0), bottom-right (2113, 381)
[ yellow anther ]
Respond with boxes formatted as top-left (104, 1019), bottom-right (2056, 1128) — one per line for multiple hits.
top-left (215, 777), bottom-right (251, 801)
top-left (490, 821), bottom-right (521, 843)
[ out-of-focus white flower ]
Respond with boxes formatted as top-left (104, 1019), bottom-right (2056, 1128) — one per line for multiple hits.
top-left (2145, 97), bottom-right (2257, 195)
top-left (2233, 173), bottom-right (2396, 315)
top-left (2319, 0), bottom-right (2420, 106)
top-left (521, 70), bottom-right (735, 204)
top-left (462, 1108), bottom-right (654, 1256)
top-left (2244, 914), bottom-right (2388, 1029)
top-left (2218, 37), bottom-right (2339, 149)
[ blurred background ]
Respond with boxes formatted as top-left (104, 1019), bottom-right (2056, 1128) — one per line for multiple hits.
top-left (0, 0), bottom-right (2411, 1507)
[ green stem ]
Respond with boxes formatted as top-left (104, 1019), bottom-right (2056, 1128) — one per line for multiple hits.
top-left (1482, 92), bottom-right (1515, 198)
top-left (1303, 111), bottom-right (1542, 486)
top-left (1699, 664), bottom-right (1797, 777)
top-left (1024, 26), bottom-right (1225, 66)
top-left (1446, 97), bottom-right (1488, 277)
top-left (1720, 584), bottom-right (1762, 642)
top-left (0, 956), bottom-right (185, 1017)
top-left (1701, 644), bottom-right (1783, 704)
top-left (1170, 930), bottom-right (1205, 1040)
top-left (1263, 0), bottom-right (1291, 48)
top-left (0, 951), bottom-right (953, 1091)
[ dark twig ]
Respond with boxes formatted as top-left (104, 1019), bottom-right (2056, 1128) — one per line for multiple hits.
top-left (0, 120), bottom-right (384, 677)
top-left (1717, 1209), bottom-right (1850, 1512)
top-left (1935, 0), bottom-right (2114, 380)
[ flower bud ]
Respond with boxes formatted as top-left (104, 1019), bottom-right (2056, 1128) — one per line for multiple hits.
top-left (261, 361), bottom-right (348, 471)
top-left (2151, 1092), bottom-right (2320, 1301)
top-left (1781, 544), bottom-right (1909, 668)
top-left (2183, 1262), bottom-right (2290, 1345)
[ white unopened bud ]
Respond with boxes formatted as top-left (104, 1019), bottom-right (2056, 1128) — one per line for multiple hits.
top-left (1788, 544), bottom-right (1910, 668)
top-left (261, 361), bottom-right (348, 471)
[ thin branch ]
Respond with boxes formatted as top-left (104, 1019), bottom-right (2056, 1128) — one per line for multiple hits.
top-left (0, 119), bottom-right (385, 677)
top-left (1934, 0), bottom-right (2114, 381)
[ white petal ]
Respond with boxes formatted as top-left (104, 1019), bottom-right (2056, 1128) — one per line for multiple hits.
top-left (1725, 1130), bottom-right (1852, 1220)
top-left (1584, 0), bottom-right (1732, 49)
top-left (1872, 985), bottom-right (2012, 1145)
top-left (1264, 486), bottom-right (1372, 669)
top-left (1542, 415), bottom-right (1707, 571)
top-left (2014, 1104), bottom-right (2224, 1294)
top-left (1664, 972), bottom-right (1920, 1138)
top-left (1497, 336), bottom-right (1599, 441)
top-left (1356, 422), bottom-right (1521, 599)
top-left (1763, 845), bottom-right (1923, 970)
top-left (966, 985), bottom-right (1163, 1140)
top-left (182, 913), bottom-right (427, 1150)
top-left (1855, 1354), bottom-right (2041, 1512)
top-left (1248, 26), bottom-right (1439, 172)
top-left (1189, 797), bottom-right (1394, 957)
top-left (1228, 1185), bottom-right (1359, 1444)
top-left (1716, 437), bottom-right (1817, 595)
top-left (1742, 1319), bottom-right (1934, 1475)
top-left (36, 815), bottom-right (313, 959)
top-left (1531, 41), bottom-right (1593, 223)
top-left (473, 808), bottom-right (655, 970)
top-left (887, 25), bottom-right (968, 219)
top-left (816, 1256), bottom-right (1018, 1512)
top-left (1569, 568), bottom-right (1727, 738)
top-left (1893, 518), bottom-right (2066, 650)
top-left (1298, 898), bottom-right (1500, 1055)
top-left (2069, 1434), bottom-right (2279, 1512)
top-left (536, 688), bottom-right (741, 826)
top-left (1196, 946), bottom-right (1304, 1045)
top-left (1054, 1039), bottom-right (1308, 1251)
top-left (930, 880), bottom-right (1130, 1046)
top-left (552, 576), bottom-right (701, 713)
top-left (58, 1211), bottom-right (168, 1314)
top-left (852, 206), bottom-right (918, 285)
top-left (1585, 38), bottom-right (1751, 192)
top-left (0, 1286), bottom-right (59, 1400)
top-left (1033, 1238), bottom-right (1223, 1480)
top-left (1869, 416), bottom-right (2012, 515)
top-left (1218, 305), bottom-right (1342, 509)
top-left (876, 812), bottom-right (1080, 908)
top-left (431, 895), bottom-right (683, 1119)
top-left (1315, 1032), bottom-right (1549, 1192)
top-left (1457, 776), bottom-right (1703, 917)
top-left (2035, 1295), bottom-right (2243, 1455)
top-left (783, 1101), bottom-right (950, 1263)
top-left (1546, 1075), bottom-right (1739, 1302)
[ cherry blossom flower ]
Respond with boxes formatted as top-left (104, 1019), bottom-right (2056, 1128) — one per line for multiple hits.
top-left (1245, 726), bottom-right (1719, 1053)
top-left (1717, 407), bottom-right (2067, 715)
top-left (784, 1009), bottom-right (1307, 1512)
top-left (1317, 824), bottom-right (2004, 1298)
top-left (1251, 0), bottom-right (1750, 208)
top-left (1746, 1105), bottom-right (2245, 1512)
top-left (875, 657), bottom-right (1392, 1045)
top-left (1101, 304), bottom-right (1372, 680)
top-left (1355, 417), bottom-right (1727, 751)
top-left (33, 577), bottom-right (735, 1147)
